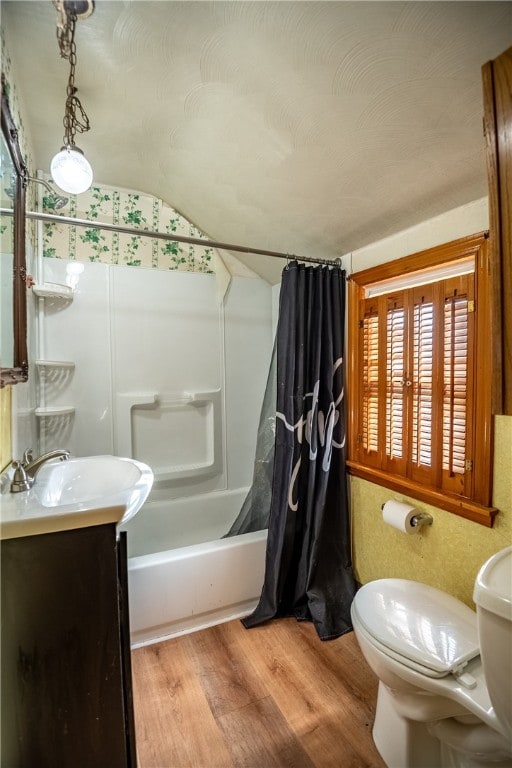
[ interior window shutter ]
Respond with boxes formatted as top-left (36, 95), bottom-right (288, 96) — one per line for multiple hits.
top-left (441, 274), bottom-right (475, 496)
top-left (348, 233), bottom-right (493, 525)
top-left (360, 299), bottom-right (380, 465)
top-left (384, 294), bottom-right (407, 476)
top-left (409, 285), bottom-right (438, 485)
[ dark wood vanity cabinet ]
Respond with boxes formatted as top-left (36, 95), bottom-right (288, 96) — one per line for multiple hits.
top-left (1, 525), bottom-right (136, 768)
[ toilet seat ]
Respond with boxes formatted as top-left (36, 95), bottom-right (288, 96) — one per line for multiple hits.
top-left (352, 579), bottom-right (480, 680)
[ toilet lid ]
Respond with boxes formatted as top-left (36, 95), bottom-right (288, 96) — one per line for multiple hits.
top-left (353, 579), bottom-right (480, 677)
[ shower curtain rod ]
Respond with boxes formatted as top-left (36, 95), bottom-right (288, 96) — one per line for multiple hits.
top-left (2, 208), bottom-right (341, 268)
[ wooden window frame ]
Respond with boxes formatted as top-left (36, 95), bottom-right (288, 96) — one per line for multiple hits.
top-left (347, 233), bottom-right (497, 527)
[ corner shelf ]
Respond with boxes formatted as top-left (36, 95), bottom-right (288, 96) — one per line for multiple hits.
top-left (33, 282), bottom-right (73, 300)
top-left (35, 406), bottom-right (75, 417)
top-left (36, 360), bottom-right (75, 370)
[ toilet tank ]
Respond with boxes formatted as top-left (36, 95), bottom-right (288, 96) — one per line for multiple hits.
top-left (473, 546), bottom-right (512, 736)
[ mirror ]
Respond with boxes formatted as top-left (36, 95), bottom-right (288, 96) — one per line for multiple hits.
top-left (1, 76), bottom-right (28, 387)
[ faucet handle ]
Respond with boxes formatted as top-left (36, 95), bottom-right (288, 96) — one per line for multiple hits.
top-left (10, 461), bottom-right (32, 493)
top-left (22, 448), bottom-right (33, 466)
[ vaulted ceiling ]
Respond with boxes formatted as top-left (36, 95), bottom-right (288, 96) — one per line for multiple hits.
top-left (3, 1), bottom-right (512, 282)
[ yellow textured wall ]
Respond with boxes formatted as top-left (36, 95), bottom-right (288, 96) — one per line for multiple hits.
top-left (0, 386), bottom-right (12, 472)
top-left (351, 415), bottom-right (512, 608)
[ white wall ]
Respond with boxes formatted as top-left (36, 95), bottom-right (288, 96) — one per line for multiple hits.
top-left (266, 199), bottom-right (487, 331)
top-left (345, 197), bottom-right (488, 273)
top-left (37, 260), bottom-right (273, 499)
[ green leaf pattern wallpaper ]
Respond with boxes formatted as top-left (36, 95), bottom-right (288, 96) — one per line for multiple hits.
top-left (42, 184), bottom-right (215, 273)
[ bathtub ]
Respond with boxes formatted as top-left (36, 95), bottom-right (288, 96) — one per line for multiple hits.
top-left (119, 488), bottom-right (267, 647)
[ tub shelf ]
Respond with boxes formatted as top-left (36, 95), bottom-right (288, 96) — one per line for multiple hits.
top-left (115, 390), bottom-right (223, 482)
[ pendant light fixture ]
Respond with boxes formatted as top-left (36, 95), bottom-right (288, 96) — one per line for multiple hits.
top-left (50, 1), bottom-right (95, 195)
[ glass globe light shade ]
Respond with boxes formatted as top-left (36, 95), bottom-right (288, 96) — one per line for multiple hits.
top-left (50, 146), bottom-right (93, 195)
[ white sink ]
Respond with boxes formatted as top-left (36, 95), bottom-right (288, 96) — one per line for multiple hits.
top-left (0, 455), bottom-right (154, 540)
top-left (33, 455), bottom-right (153, 523)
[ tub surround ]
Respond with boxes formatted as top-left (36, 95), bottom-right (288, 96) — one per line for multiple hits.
top-left (37, 259), bottom-right (272, 489)
top-left (29, 238), bottom-right (272, 650)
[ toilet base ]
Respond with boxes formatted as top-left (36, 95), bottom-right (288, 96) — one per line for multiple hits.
top-left (373, 683), bottom-right (442, 768)
top-left (373, 684), bottom-right (512, 768)
top-left (440, 742), bottom-right (512, 768)
top-left (432, 719), bottom-right (512, 767)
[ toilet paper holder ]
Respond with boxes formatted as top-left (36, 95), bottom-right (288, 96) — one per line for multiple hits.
top-left (410, 512), bottom-right (433, 528)
top-left (380, 504), bottom-right (433, 528)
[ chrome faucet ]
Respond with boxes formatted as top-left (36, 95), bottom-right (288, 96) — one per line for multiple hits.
top-left (10, 449), bottom-right (71, 493)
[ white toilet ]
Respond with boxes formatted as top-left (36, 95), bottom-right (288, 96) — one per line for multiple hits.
top-left (351, 545), bottom-right (512, 768)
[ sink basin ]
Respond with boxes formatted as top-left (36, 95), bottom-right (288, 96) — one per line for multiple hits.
top-left (33, 455), bottom-right (153, 524)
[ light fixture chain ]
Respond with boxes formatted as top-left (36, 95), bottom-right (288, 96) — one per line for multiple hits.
top-left (53, 0), bottom-right (73, 59)
top-left (60, 10), bottom-right (90, 148)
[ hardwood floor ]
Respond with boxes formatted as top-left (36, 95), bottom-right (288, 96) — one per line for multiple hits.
top-left (131, 618), bottom-right (386, 768)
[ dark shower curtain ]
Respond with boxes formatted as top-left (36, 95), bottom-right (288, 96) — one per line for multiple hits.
top-left (242, 261), bottom-right (357, 641)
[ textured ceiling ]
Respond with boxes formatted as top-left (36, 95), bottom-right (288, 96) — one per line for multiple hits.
top-left (3, 1), bottom-right (512, 283)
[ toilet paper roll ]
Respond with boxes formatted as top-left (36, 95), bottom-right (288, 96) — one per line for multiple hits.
top-left (382, 500), bottom-right (418, 534)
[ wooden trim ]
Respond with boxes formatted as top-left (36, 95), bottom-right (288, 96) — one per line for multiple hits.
top-left (482, 47), bottom-right (512, 415)
top-left (495, 49), bottom-right (512, 415)
top-left (347, 460), bottom-right (497, 527)
top-left (347, 233), bottom-right (495, 527)
top-left (349, 232), bottom-right (488, 288)
top-left (473, 239), bottom-right (494, 507)
top-left (0, 76), bottom-right (28, 388)
top-left (347, 279), bottom-right (360, 463)
top-left (482, 59), bottom-right (503, 415)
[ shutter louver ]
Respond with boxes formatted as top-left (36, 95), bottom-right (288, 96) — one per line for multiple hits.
top-left (443, 293), bottom-right (469, 476)
top-left (386, 303), bottom-right (405, 460)
top-left (362, 311), bottom-right (379, 453)
top-left (412, 300), bottom-right (434, 468)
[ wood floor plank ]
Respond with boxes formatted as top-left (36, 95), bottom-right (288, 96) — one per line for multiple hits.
top-left (294, 621), bottom-right (381, 714)
top-left (184, 622), bottom-right (268, 718)
top-left (132, 618), bottom-right (386, 768)
top-left (230, 619), bottom-right (385, 767)
top-left (230, 618), bottom-right (345, 726)
top-left (216, 695), bottom-right (315, 768)
top-left (132, 638), bottom-right (235, 768)
top-left (297, 713), bottom-right (378, 768)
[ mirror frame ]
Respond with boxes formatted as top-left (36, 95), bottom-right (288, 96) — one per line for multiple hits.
top-left (1, 75), bottom-right (29, 387)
